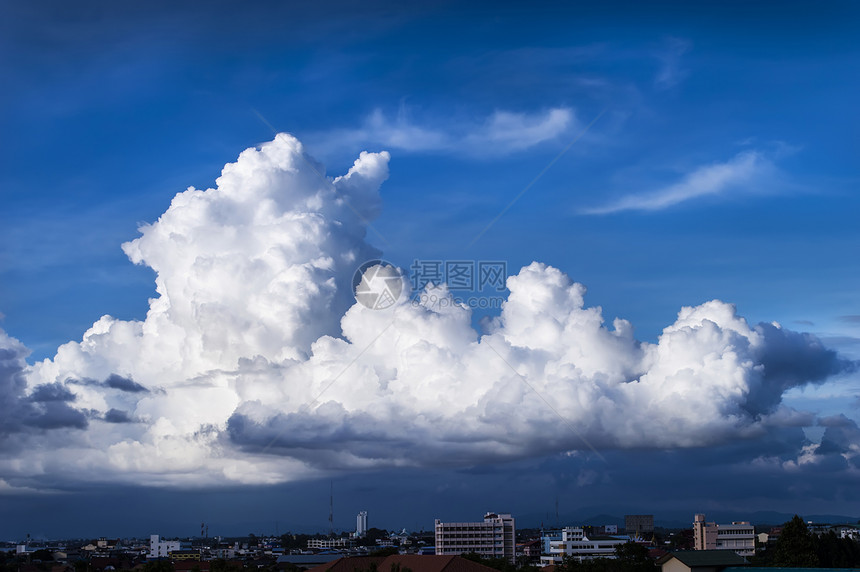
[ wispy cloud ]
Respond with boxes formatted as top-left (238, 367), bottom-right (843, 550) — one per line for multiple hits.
top-left (581, 150), bottom-right (774, 215)
top-left (309, 106), bottom-right (575, 158)
top-left (654, 37), bottom-right (691, 90)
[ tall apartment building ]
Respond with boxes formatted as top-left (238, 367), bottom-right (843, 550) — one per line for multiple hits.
top-left (624, 515), bottom-right (654, 536)
top-left (357, 511), bottom-right (368, 537)
top-left (435, 512), bottom-right (516, 563)
top-left (693, 514), bottom-right (755, 557)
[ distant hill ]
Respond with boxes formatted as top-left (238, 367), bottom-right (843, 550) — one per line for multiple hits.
top-left (516, 507), bottom-right (859, 530)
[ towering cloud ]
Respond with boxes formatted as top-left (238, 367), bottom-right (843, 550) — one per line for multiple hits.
top-left (1, 134), bottom-right (851, 491)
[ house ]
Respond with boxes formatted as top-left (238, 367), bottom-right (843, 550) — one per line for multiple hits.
top-left (658, 550), bottom-right (748, 572)
top-left (520, 540), bottom-right (541, 560)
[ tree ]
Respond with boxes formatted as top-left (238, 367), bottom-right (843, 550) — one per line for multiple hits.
top-left (771, 515), bottom-right (819, 568)
top-left (31, 550), bottom-right (54, 562)
top-left (210, 559), bottom-right (242, 572)
top-left (613, 542), bottom-right (653, 572)
top-left (817, 530), bottom-right (860, 568)
top-left (143, 560), bottom-right (174, 572)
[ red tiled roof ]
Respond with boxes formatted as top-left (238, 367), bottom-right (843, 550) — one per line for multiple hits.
top-left (307, 556), bottom-right (386, 572)
top-left (308, 555), bottom-right (500, 572)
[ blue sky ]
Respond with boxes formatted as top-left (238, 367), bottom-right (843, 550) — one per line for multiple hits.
top-left (1, 0), bottom-right (859, 539)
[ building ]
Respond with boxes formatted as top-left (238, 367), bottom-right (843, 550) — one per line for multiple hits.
top-left (541, 530), bottom-right (563, 554)
top-left (625, 515), bottom-right (654, 536)
top-left (170, 551), bottom-right (201, 561)
top-left (435, 512), bottom-right (516, 563)
top-left (693, 515), bottom-right (755, 557)
top-left (658, 550), bottom-right (748, 572)
top-left (307, 538), bottom-right (351, 550)
top-left (539, 527), bottom-right (630, 566)
top-left (149, 535), bottom-right (183, 559)
top-left (520, 539), bottom-right (541, 560)
top-left (356, 511), bottom-right (368, 537)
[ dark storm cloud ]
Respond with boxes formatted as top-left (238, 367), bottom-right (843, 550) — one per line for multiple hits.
top-left (746, 322), bottom-right (856, 414)
top-left (68, 373), bottom-right (149, 393)
top-left (104, 408), bottom-right (135, 424)
top-left (816, 415), bottom-right (860, 463)
top-left (103, 373), bottom-right (148, 393)
top-left (530, 428), bottom-right (860, 516)
top-left (0, 341), bottom-right (30, 436)
top-left (0, 334), bottom-right (89, 437)
top-left (29, 382), bottom-right (76, 402)
top-left (23, 401), bottom-right (88, 430)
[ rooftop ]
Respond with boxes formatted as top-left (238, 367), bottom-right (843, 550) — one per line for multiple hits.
top-left (658, 550), bottom-right (748, 568)
top-left (308, 555), bottom-right (499, 572)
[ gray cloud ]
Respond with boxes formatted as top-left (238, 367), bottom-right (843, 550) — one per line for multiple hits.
top-left (29, 382), bottom-right (76, 402)
top-left (103, 374), bottom-right (148, 393)
top-left (103, 408), bottom-right (135, 424)
top-left (23, 401), bottom-right (88, 430)
top-left (745, 323), bottom-right (855, 415)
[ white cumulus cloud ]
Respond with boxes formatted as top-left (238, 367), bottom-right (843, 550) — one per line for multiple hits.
top-left (0, 134), bottom-right (851, 491)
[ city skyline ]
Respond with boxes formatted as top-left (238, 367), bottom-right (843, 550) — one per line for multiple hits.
top-left (1, 1), bottom-right (859, 540)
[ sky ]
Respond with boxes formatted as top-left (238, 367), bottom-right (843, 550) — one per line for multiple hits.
top-left (1, 0), bottom-right (859, 540)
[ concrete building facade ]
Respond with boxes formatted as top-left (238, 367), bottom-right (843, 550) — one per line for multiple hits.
top-left (539, 527), bottom-right (629, 566)
top-left (356, 511), bottom-right (368, 537)
top-left (693, 514), bottom-right (755, 557)
top-left (149, 535), bottom-right (182, 559)
top-left (435, 512), bottom-right (516, 563)
top-left (625, 515), bottom-right (654, 536)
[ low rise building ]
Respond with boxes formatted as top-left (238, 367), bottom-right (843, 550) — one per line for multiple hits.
top-left (149, 535), bottom-right (184, 559)
top-left (541, 530), bottom-right (563, 554)
top-left (307, 538), bottom-right (351, 550)
top-left (693, 515), bottom-right (755, 557)
top-left (539, 527), bottom-right (630, 565)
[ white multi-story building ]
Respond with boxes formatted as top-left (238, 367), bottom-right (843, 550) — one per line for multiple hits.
top-left (539, 527), bottom-right (629, 566)
top-left (435, 512), bottom-right (516, 563)
top-left (307, 538), bottom-right (350, 550)
top-left (149, 535), bottom-right (182, 559)
top-left (357, 511), bottom-right (368, 537)
top-left (693, 514), bottom-right (755, 557)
